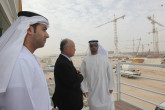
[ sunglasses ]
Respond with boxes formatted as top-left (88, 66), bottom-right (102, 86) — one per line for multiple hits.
top-left (90, 44), bottom-right (98, 47)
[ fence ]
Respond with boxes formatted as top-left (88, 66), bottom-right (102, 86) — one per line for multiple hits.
top-left (44, 62), bottom-right (165, 110)
top-left (113, 62), bottom-right (165, 110)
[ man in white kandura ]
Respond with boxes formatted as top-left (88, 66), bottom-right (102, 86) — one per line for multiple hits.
top-left (0, 11), bottom-right (55, 110)
top-left (81, 40), bottom-right (115, 110)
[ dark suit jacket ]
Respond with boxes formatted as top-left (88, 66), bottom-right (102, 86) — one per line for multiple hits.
top-left (52, 54), bottom-right (83, 110)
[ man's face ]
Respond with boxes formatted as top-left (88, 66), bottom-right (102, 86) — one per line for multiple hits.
top-left (89, 42), bottom-right (98, 55)
top-left (68, 40), bottom-right (76, 57)
top-left (31, 24), bottom-right (49, 48)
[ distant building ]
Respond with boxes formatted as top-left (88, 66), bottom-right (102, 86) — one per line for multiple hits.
top-left (0, 0), bottom-right (22, 37)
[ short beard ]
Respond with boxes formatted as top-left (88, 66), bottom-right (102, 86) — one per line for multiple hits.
top-left (91, 50), bottom-right (97, 54)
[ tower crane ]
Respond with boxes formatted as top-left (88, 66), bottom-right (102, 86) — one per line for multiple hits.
top-left (147, 15), bottom-right (164, 54)
top-left (96, 14), bottom-right (125, 54)
top-left (148, 28), bottom-right (165, 34)
top-left (126, 39), bottom-right (135, 53)
top-left (136, 38), bottom-right (141, 56)
top-left (143, 43), bottom-right (150, 52)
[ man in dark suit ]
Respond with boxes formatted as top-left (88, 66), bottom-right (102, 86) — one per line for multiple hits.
top-left (52, 38), bottom-right (83, 110)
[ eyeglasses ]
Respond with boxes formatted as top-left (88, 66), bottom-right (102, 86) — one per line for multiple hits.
top-left (90, 44), bottom-right (98, 48)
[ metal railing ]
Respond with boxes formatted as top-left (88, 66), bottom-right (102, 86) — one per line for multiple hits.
top-left (114, 62), bottom-right (165, 110)
top-left (44, 63), bottom-right (165, 110)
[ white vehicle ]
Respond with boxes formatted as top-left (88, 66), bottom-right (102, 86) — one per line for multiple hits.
top-left (113, 64), bottom-right (141, 78)
top-left (121, 64), bottom-right (141, 78)
top-left (46, 65), bottom-right (54, 69)
top-left (155, 101), bottom-right (165, 110)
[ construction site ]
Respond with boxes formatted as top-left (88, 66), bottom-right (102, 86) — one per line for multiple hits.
top-left (1, 0), bottom-right (165, 110)
top-left (95, 14), bottom-right (165, 64)
top-left (39, 14), bottom-right (165, 110)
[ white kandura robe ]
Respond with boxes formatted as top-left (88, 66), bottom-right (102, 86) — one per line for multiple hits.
top-left (0, 46), bottom-right (52, 110)
top-left (81, 54), bottom-right (115, 110)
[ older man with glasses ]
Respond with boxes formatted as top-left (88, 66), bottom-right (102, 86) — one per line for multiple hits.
top-left (80, 40), bottom-right (115, 110)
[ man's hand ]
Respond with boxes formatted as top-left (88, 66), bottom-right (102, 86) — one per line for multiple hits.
top-left (83, 92), bottom-right (88, 98)
top-left (77, 70), bottom-right (81, 74)
top-left (109, 90), bottom-right (113, 94)
top-left (52, 108), bottom-right (56, 110)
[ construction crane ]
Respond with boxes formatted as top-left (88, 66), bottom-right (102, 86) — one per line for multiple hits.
top-left (148, 28), bottom-right (165, 54)
top-left (148, 28), bottom-right (165, 34)
top-left (126, 38), bottom-right (142, 55)
top-left (136, 38), bottom-right (141, 56)
top-left (96, 14), bottom-right (125, 54)
top-left (147, 15), bottom-right (164, 54)
top-left (126, 39), bottom-right (135, 53)
top-left (142, 43), bottom-right (150, 52)
top-left (123, 38), bottom-right (141, 56)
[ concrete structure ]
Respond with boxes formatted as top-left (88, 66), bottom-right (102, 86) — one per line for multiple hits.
top-left (0, 0), bottom-right (22, 37)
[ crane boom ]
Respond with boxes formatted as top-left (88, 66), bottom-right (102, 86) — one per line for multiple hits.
top-left (148, 28), bottom-right (165, 34)
top-left (147, 16), bottom-right (164, 27)
top-left (112, 15), bottom-right (125, 22)
top-left (96, 21), bottom-right (112, 28)
top-left (96, 15), bottom-right (125, 28)
top-left (96, 14), bottom-right (125, 54)
top-left (147, 15), bottom-right (164, 54)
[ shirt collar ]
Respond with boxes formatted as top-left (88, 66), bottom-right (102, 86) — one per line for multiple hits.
top-left (61, 53), bottom-right (71, 61)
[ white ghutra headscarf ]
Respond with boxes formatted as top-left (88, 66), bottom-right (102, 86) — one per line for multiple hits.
top-left (0, 11), bottom-right (49, 93)
top-left (88, 40), bottom-right (108, 56)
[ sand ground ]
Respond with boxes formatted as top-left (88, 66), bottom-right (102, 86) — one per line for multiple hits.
top-left (43, 56), bottom-right (165, 110)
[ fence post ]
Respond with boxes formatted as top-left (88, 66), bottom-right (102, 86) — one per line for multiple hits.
top-left (116, 63), bottom-right (121, 101)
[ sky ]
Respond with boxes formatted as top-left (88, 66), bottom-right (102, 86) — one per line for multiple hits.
top-left (22, 0), bottom-right (165, 57)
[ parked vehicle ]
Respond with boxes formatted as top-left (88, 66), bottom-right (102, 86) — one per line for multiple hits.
top-left (113, 64), bottom-right (141, 78)
top-left (46, 65), bottom-right (54, 69)
top-left (155, 101), bottom-right (165, 110)
top-left (161, 55), bottom-right (165, 64)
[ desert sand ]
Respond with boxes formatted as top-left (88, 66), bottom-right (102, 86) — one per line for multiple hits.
top-left (42, 56), bottom-right (165, 110)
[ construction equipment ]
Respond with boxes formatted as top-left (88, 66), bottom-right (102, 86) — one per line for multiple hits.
top-left (126, 39), bottom-right (135, 53)
top-left (96, 14), bottom-right (125, 54)
top-left (132, 59), bottom-right (144, 63)
top-left (148, 28), bottom-right (165, 34)
top-left (136, 38), bottom-right (141, 56)
top-left (142, 43), bottom-right (150, 54)
top-left (147, 15), bottom-right (164, 54)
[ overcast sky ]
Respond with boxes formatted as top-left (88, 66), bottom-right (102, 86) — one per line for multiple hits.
top-left (22, 0), bottom-right (165, 57)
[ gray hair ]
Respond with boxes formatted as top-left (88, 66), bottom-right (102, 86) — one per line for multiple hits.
top-left (60, 38), bottom-right (70, 52)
